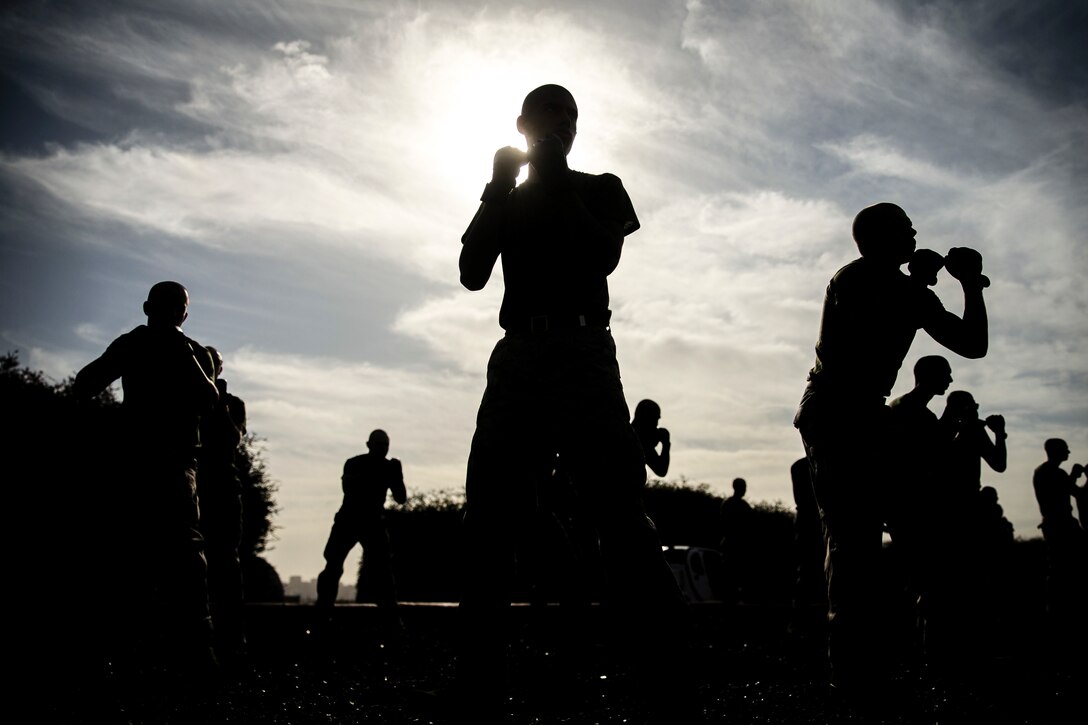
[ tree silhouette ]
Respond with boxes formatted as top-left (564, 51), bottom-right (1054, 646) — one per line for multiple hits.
top-left (2, 350), bottom-right (283, 602)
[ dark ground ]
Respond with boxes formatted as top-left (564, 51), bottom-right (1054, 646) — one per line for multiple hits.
top-left (26, 601), bottom-right (1083, 725)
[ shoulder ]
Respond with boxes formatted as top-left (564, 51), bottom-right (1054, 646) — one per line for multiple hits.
top-left (827, 258), bottom-right (868, 291)
top-left (572, 170), bottom-right (622, 187)
top-left (573, 170), bottom-right (640, 234)
top-left (112, 324), bottom-right (149, 345)
top-left (571, 171), bottom-right (629, 200)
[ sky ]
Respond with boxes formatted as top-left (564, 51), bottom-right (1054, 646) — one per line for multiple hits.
top-left (2, 0), bottom-right (1086, 586)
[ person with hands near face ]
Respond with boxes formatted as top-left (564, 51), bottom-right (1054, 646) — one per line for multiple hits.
top-left (792, 202), bottom-right (990, 701)
top-left (632, 399), bottom-right (671, 478)
top-left (74, 280), bottom-right (221, 679)
top-left (456, 84), bottom-right (686, 717)
top-left (930, 390), bottom-right (1008, 668)
top-left (1032, 438), bottom-right (1088, 660)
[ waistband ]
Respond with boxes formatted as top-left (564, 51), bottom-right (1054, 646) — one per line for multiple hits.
top-left (503, 310), bottom-right (612, 334)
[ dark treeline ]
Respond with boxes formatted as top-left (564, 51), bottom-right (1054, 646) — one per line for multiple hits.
top-left (374, 475), bottom-right (1049, 627)
top-left (4, 351), bottom-right (283, 607)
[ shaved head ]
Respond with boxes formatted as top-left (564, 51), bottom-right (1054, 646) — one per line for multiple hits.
top-left (144, 280), bottom-right (189, 327)
top-left (521, 84), bottom-right (574, 115)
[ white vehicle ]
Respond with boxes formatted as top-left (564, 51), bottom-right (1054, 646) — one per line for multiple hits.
top-left (662, 545), bottom-right (724, 603)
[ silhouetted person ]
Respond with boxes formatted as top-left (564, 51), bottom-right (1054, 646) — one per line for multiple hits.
top-left (456, 83), bottom-right (688, 713)
top-left (73, 280), bottom-right (220, 677)
top-left (974, 485), bottom-right (1015, 623)
top-left (719, 478), bottom-right (754, 604)
top-left (976, 486), bottom-right (1014, 543)
top-left (939, 390), bottom-right (1007, 499)
top-left (790, 458), bottom-right (827, 634)
top-left (632, 398), bottom-right (671, 477)
top-left (792, 202), bottom-right (989, 698)
top-left (886, 355), bottom-right (953, 665)
top-left (937, 390), bottom-right (1007, 652)
top-left (1032, 438), bottom-right (1088, 657)
top-left (197, 346), bottom-right (248, 665)
top-left (316, 429), bottom-right (406, 624)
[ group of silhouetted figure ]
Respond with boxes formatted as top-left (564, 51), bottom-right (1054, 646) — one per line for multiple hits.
top-left (69, 83), bottom-right (1087, 721)
top-left (789, 198), bottom-right (1088, 711)
top-left (73, 281), bottom-right (250, 681)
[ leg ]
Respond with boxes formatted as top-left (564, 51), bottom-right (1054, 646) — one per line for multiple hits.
top-left (456, 336), bottom-right (552, 697)
top-left (359, 524), bottom-right (397, 610)
top-left (200, 475), bottom-right (246, 659)
top-left (801, 407), bottom-right (889, 691)
top-left (316, 518), bottom-right (359, 610)
top-left (557, 330), bottom-right (690, 708)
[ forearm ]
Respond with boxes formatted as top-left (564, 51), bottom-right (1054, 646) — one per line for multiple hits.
top-left (188, 354), bottom-right (219, 410)
top-left (985, 437), bottom-right (1007, 473)
top-left (460, 203), bottom-right (504, 290)
top-left (959, 284), bottom-right (988, 358)
top-left (73, 357), bottom-right (116, 399)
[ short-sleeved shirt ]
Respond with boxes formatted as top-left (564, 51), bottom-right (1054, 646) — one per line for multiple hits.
top-left (79, 324), bottom-right (211, 456)
top-left (1033, 461), bottom-right (1077, 524)
top-left (488, 170), bottom-right (640, 331)
top-left (338, 454), bottom-right (406, 521)
top-left (805, 257), bottom-right (947, 401)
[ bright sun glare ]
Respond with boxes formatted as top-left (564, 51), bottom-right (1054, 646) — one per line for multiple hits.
top-left (421, 52), bottom-right (571, 197)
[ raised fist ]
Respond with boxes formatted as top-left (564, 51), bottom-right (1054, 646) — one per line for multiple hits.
top-left (492, 146), bottom-right (528, 185)
top-left (944, 247), bottom-right (990, 288)
top-left (984, 414), bottom-right (1005, 434)
top-left (908, 248), bottom-right (945, 287)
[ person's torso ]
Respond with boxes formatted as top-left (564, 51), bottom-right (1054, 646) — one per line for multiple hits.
top-left (1034, 462), bottom-right (1074, 521)
top-left (341, 454), bottom-right (400, 514)
top-left (808, 258), bottom-right (941, 399)
top-left (497, 171), bottom-right (627, 327)
top-left (114, 325), bottom-right (207, 453)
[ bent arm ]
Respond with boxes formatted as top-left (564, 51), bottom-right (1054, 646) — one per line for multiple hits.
top-left (925, 284), bottom-right (988, 359)
top-left (980, 429), bottom-right (1007, 473)
top-left (648, 436), bottom-right (671, 477)
top-left (389, 459), bottom-right (407, 505)
top-left (459, 202), bottom-right (505, 290)
top-left (73, 353), bottom-right (121, 399)
top-left (187, 344), bottom-right (220, 412)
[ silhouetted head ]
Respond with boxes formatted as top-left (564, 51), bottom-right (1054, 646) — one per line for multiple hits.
top-left (367, 429), bottom-right (390, 458)
top-left (943, 390), bottom-right (978, 423)
top-left (518, 84), bottom-right (577, 157)
top-left (914, 355), bottom-right (952, 395)
top-left (633, 399), bottom-right (661, 428)
top-left (143, 281), bottom-right (189, 328)
top-left (1044, 438), bottom-right (1070, 463)
top-left (205, 346), bottom-right (225, 378)
top-left (732, 478), bottom-right (747, 497)
top-left (851, 202), bottom-right (917, 266)
top-left (980, 486), bottom-right (998, 504)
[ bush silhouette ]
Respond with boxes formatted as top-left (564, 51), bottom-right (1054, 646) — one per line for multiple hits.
top-left (3, 350), bottom-right (284, 605)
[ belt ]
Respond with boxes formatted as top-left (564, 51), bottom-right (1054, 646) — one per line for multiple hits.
top-left (506, 311), bottom-right (611, 334)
